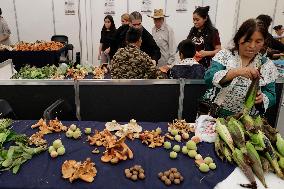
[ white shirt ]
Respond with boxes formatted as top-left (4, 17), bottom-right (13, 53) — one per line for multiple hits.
top-left (0, 17), bottom-right (11, 45)
top-left (152, 23), bottom-right (176, 67)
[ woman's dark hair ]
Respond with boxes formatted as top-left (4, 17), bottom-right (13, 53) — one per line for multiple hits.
top-left (256, 14), bottom-right (272, 31)
top-left (178, 39), bottom-right (196, 58)
top-left (231, 19), bottom-right (268, 53)
top-left (126, 27), bottom-right (142, 44)
top-left (102, 15), bottom-right (116, 32)
top-left (0, 8), bottom-right (2, 16)
top-left (193, 6), bottom-right (213, 30)
top-left (273, 25), bottom-right (283, 31)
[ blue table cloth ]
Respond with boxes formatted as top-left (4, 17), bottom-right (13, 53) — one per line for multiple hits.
top-left (0, 121), bottom-right (235, 189)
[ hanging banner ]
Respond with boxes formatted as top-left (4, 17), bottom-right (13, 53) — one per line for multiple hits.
top-left (104, 0), bottom-right (115, 15)
top-left (141, 0), bottom-right (152, 14)
top-left (65, 0), bottom-right (76, 15)
top-left (176, 0), bottom-right (188, 13)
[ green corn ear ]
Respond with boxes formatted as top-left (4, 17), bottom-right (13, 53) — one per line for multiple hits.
top-left (215, 135), bottom-right (224, 161)
top-left (228, 118), bottom-right (246, 153)
top-left (263, 136), bottom-right (284, 179)
top-left (246, 142), bottom-right (267, 188)
top-left (254, 115), bottom-right (263, 130)
top-left (232, 148), bottom-right (257, 188)
top-left (250, 131), bottom-right (266, 150)
top-left (243, 77), bottom-right (260, 115)
top-left (216, 119), bottom-right (235, 152)
top-left (276, 133), bottom-right (284, 156)
top-left (223, 146), bottom-right (232, 163)
top-left (241, 114), bottom-right (255, 132)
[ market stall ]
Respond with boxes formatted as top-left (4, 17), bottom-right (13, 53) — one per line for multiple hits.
top-left (0, 42), bottom-right (67, 71)
top-left (0, 120), bottom-right (235, 189)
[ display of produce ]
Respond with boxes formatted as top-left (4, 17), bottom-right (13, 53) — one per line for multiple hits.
top-left (49, 139), bottom-right (66, 158)
top-left (11, 63), bottom-right (107, 80)
top-left (158, 168), bottom-right (184, 186)
top-left (100, 136), bottom-right (133, 164)
top-left (106, 119), bottom-right (142, 140)
top-left (65, 124), bottom-right (82, 139)
top-left (168, 119), bottom-right (195, 135)
top-left (62, 158), bottom-right (97, 183)
top-left (124, 165), bottom-right (145, 181)
top-left (14, 41), bottom-right (64, 51)
top-left (0, 119), bottom-right (46, 174)
top-left (139, 128), bottom-right (165, 148)
top-left (213, 74), bottom-right (284, 188)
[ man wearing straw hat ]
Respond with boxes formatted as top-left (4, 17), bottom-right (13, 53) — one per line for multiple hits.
top-left (149, 9), bottom-right (176, 69)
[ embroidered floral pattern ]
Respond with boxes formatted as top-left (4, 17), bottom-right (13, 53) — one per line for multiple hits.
top-left (209, 49), bottom-right (278, 114)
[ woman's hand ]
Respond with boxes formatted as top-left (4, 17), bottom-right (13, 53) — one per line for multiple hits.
top-left (236, 67), bottom-right (259, 80)
top-left (255, 91), bottom-right (263, 104)
top-left (104, 47), bottom-right (110, 54)
top-left (199, 50), bottom-right (208, 57)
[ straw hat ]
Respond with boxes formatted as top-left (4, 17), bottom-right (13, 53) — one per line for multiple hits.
top-left (148, 9), bottom-right (169, 19)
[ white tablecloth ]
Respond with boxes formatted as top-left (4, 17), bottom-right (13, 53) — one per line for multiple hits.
top-left (215, 167), bottom-right (284, 189)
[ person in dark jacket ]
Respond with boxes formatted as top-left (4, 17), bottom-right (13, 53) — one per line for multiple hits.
top-left (111, 11), bottom-right (161, 64)
top-left (187, 6), bottom-right (221, 68)
top-left (170, 39), bottom-right (205, 79)
top-left (256, 14), bottom-right (284, 59)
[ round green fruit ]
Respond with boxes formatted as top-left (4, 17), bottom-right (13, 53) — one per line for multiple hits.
top-left (209, 163), bottom-right (217, 170)
top-left (164, 141), bottom-right (172, 149)
top-left (170, 129), bottom-right (179, 136)
top-left (181, 146), bottom-right (188, 154)
top-left (66, 129), bottom-right (74, 138)
top-left (57, 146), bottom-right (66, 155)
top-left (48, 146), bottom-right (56, 153)
top-left (188, 150), bottom-right (197, 158)
top-left (186, 140), bottom-right (197, 150)
top-left (204, 157), bottom-right (214, 165)
top-left (175, 135), bottom-right (182, 142)
top-left (170, 151), bottom-right (178, 159)
top-left (84, 128), bottom-right (92, 134)
top-left (173, 145), bottom-right (181, 152)
top-left (53, 139), bottom-right (63, 149)
top-left (69, 124), bottom-right (77, 131)
top-left (199, 163), bottom-right (210, 173)
top-left (72, 130), bottom-right (82, 139)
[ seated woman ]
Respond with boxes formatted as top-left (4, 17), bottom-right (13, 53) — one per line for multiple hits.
top-left (111, 28), bottom-right (162, 79)
top-left (170, 39), bottom-right (205, 79)
top-left (204, 19), bottom-right (278, 117)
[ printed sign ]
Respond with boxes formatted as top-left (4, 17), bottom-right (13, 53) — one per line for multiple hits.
top-left (141, 0), bottom-right (152, 14)
top-left (176, 0), bottom-right (188, 13)
top-left (104, 0), bottom-right (115, 15)
top-left (65, 0), bottom-right (76, 15)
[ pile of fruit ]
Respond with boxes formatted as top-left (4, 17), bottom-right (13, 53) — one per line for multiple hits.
top-left (48, 139), bottom-right (66, 158)
top-left (158, 168), bottom-right (184, 186)
top-left (65, 124), bottom-right (82, 139)
top-left (124, 165), bottom-right (145, 181)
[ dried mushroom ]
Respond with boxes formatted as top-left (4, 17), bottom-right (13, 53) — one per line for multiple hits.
top-left (101, 137), bottom-right (133, 164)
top-left (62, 158), bottom-right (97, 183)
top-left (31, 118), bottom-right (67, 135)
top-left (87, 129), bottom-right (117, 147)
top-left (139, 129), bottom-right (165, 148)
top-left (28, 132), bottom-right (47, 146)
top-left (168, 119), bottom-right (195, 134)
top-left (106, 119), bottom-right (142, 140)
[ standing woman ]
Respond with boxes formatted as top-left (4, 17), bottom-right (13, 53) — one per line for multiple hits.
top-left (204, 19), bottom-right (278, 117)
top-left (98, 15), bottom-right (116, 64)
top-left (187, 6), bottom-right (221, 68)
top-left (0, 8), bottom-right (11, 45)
